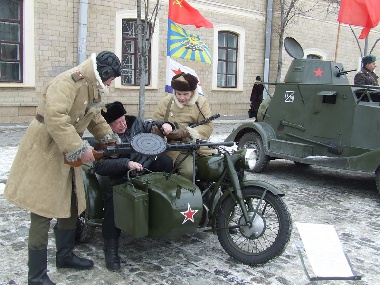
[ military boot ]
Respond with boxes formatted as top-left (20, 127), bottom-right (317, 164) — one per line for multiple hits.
top-left (28, 248), bottom-right (56, 285)
top-left (54, 228), bottom-right (94, 270)
top-left (103, 239), bottom-right (121, 271)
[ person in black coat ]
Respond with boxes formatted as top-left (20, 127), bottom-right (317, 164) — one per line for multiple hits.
top-left (94, 101), bottom-right (174, 271)
top-left (354, 55), bottom-right (378, 86)
top-left (249, 76), bottom-right (264, 119)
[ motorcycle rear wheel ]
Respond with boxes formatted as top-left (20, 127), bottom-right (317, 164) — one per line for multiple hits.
top-left (216, 187), bottom-right (292, 265)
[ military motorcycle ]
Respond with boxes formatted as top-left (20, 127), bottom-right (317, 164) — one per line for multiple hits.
top-left (76, 133), bottom-right (292, 266)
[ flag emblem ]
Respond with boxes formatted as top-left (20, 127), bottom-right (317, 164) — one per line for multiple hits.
top-left (167, 20), bottom-right (212, 64)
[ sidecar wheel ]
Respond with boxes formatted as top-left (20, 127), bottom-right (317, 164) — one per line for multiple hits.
top-left (75, 214), bottom-right (95, 244)
top-left (216, 187), bottom-right (292, 266)
top-left (237, 132), bottom-right (269, 173)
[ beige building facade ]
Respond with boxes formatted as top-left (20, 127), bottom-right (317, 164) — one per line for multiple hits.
top-left (0, 0), bottom-right (379, 123)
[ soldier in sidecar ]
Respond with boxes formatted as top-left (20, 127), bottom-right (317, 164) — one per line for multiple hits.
top-left (91, 101), bottom-right (174, 271)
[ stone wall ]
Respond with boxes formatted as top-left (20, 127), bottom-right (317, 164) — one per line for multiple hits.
top-left (0, 0), bottom-right (379, 123)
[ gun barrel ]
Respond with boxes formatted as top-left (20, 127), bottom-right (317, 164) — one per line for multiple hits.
top-left (166, 140), bottom-right (234, 151)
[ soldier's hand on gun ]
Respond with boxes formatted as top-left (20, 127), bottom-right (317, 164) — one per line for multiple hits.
top-left (161, 123), bottom-right (173, 135)
top-left (80, 146), bottom-right (95, 164)
top-left (166, 129), bottom-right (190, 140)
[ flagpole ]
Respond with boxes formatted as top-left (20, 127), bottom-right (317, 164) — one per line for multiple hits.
top-left (334, 23), bottom-right (341, 62)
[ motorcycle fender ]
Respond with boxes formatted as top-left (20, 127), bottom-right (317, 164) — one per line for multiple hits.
top-left (224, 122), bottom-right (276, 150)
top-left (240, 180), bottom-right (285, 196)
top-left (210, 180), bottom-right (284, 229)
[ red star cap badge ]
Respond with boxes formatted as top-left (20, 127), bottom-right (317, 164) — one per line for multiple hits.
top-left (180, 203), bottom-right (198, 224)
top-left (172, 68), bottom-right (183, 75)
top-left (314, 68), bottom-right (324, 77)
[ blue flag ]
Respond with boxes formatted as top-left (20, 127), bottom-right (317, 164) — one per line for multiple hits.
top-left (167, 20), bottom-right (212, 64)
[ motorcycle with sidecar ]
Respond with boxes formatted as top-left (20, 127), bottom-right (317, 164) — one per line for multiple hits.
top-left (76, 133), bottom-right (292, 266)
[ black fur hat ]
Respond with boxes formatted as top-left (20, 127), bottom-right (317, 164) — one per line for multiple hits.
top-left (171, 72), bottom-right (199, 91)
top-left (96, 51), bottom-right (122, 82)
top-left (101, 101), bottom-right (126, 123)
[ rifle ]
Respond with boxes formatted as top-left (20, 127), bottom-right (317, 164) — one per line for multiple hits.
top-left (64, 143), bottom-right (134, 167)
top-left (188, 113), bottom-right (220, 128)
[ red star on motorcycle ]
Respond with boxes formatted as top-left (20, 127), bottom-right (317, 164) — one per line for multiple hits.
top-left (314, 68), bottom-right (324, 77)
top-left (181, 203), bottom-right (198, 224)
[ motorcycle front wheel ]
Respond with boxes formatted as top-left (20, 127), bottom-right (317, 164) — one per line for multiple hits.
top-left (216, 187), bottom-right (292, 265)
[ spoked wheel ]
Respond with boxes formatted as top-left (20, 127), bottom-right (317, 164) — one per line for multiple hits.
top-left (75, 213), bottom-right (95, 244)
top-left (216, 187), bottom-right (292, 265)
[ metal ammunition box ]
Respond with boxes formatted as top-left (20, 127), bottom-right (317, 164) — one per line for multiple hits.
top-left (113, 183), bottom-right (149, 238)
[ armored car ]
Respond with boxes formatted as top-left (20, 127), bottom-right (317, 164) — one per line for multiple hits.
top-left (226, 37), bottom-right (380, 192)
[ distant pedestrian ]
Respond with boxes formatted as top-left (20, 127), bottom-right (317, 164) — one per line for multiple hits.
top-left (354, 55), bottom-right (378, 86)
top-left (249, 76), bottom-right (264, 119)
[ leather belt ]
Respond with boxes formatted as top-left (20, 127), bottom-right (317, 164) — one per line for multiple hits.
top-left (35, 113), bottom-right (83, 137)
top-left (35, 114), bottom-right (44, 124)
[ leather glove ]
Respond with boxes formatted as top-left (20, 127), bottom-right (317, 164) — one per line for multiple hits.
top-left (166, 129), bottom-right (190, 140)
top-left (151, 125), bottom-right (165, 138)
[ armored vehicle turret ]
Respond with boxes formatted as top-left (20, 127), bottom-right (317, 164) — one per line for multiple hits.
top-left (226, 37), bottom-right (380, 193)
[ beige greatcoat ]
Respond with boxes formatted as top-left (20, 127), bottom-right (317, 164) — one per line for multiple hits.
top-left (4, 54), bottom-right (113, 218)
top-left (153, 91), bottom-right (214, 161)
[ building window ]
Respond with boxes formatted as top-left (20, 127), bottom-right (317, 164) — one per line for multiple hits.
top-left (121, 19), bottom-right (151, 86)
top-left (0, 0), bottom-right (23, 82)
top-left (217, 31), bottom-right (238, 88)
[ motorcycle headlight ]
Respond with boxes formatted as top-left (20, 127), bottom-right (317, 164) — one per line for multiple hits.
top-left (244, 148), bottom-right (257, 171)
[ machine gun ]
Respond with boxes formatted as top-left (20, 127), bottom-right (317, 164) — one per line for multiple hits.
top-left (336, 68), bottom-right (357, 77)
top-left (65, 113), bottom-right (223, 167)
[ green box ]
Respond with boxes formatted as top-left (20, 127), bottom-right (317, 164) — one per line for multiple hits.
top-left (113, 183), bottom-right (149, 238)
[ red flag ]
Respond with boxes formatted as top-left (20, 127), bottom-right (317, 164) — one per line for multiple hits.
top-left (168, 0), bottom-right (213, 28)
top-left (338, 0), bottom-right (380, 39)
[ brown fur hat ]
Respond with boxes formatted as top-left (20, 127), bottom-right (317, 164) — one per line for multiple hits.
top-left (171, 72), bottom-right (199, 91)
top-left (101, 101), bottom-right (126, 123)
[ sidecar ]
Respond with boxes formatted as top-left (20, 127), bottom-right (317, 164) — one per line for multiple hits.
top-left (77, 164), bottom-right (203, 243)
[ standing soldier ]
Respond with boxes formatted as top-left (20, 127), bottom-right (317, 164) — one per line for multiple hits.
top-left (4, 51), bottom-right (122, 285)
top-left (354, 55), bottom-right (378, 86)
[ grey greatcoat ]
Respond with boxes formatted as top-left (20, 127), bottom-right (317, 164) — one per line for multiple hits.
top-left (4, 54), bottom-right (114, 218)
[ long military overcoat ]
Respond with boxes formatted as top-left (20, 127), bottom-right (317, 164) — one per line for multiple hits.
top-left (4, 54), bottom-right (113, 218)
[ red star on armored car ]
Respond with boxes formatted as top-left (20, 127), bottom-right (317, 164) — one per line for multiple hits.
top-left (181, 203), bottom-right (198, 224)
top-left (314, 68), bottom-right (324, 77)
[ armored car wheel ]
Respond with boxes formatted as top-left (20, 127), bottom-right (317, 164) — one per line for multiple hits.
top-left (216, 187), bottom-right (292, 266)
top-left (75, 214), bottom-right (95, 244)
top-left (237, 132), bottom-right (269, 172)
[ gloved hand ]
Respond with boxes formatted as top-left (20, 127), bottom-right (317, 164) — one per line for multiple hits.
top-left (166, 129), bottom-right (190, 140)
top-left (151, 125), bottom-right (165, 138)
